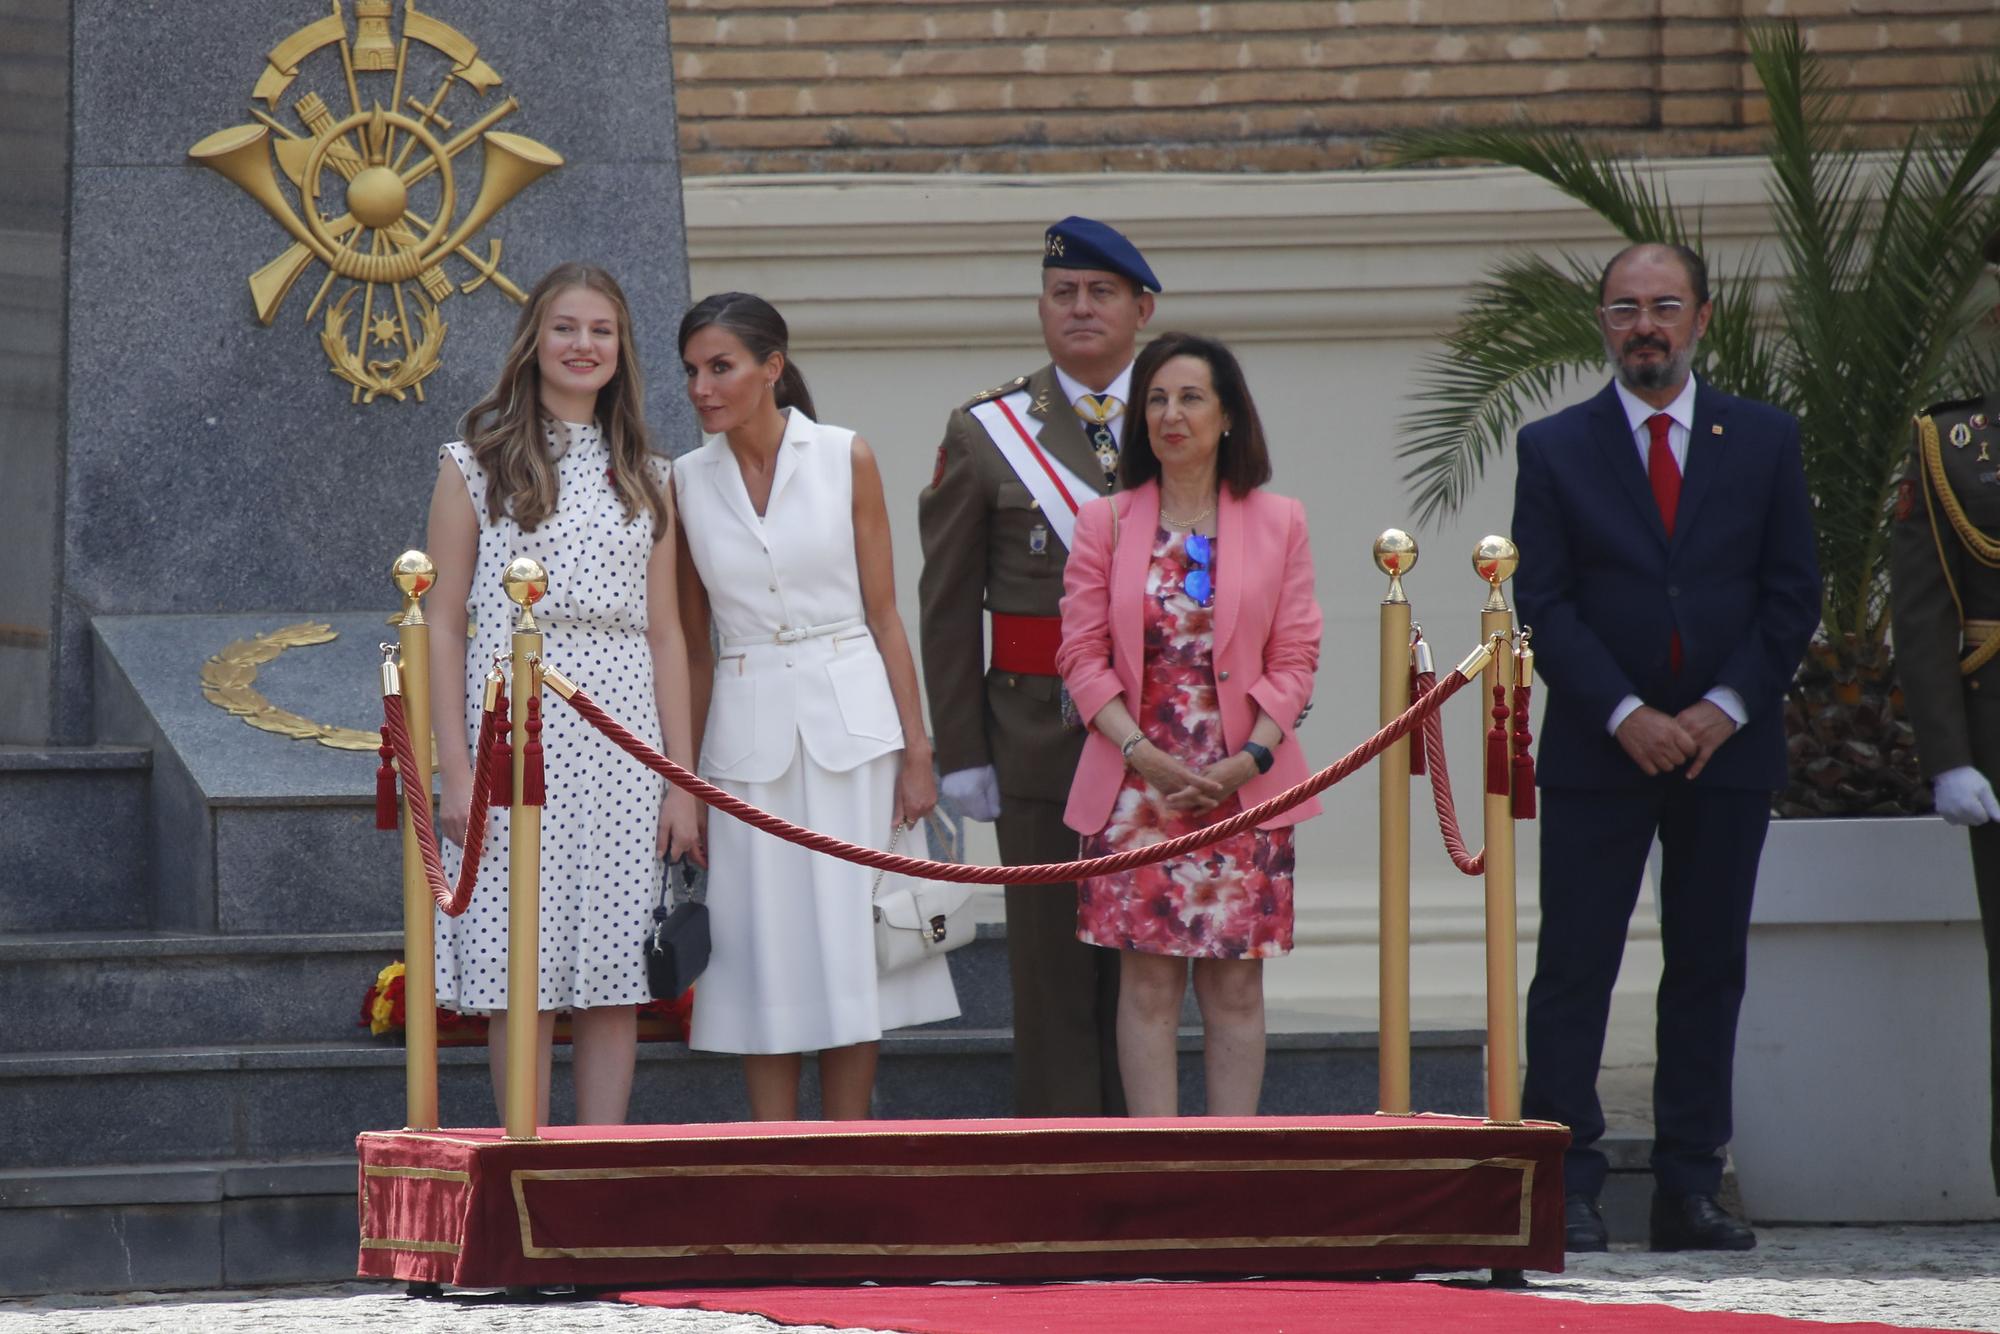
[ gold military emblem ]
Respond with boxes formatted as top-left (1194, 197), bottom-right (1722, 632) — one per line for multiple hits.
top-left (1046, 234), bottom-right (1066, 258)
top-left (1951, 421), bottom-right (1974, 448)
top-left (188, 0), bottom-right (562, 405)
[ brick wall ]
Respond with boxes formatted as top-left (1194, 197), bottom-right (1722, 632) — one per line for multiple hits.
top-left (668, 0), bottom-right (2000, 175)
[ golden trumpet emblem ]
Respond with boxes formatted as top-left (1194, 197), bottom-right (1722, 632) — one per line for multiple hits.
top-left (188, 0), bottom-right (562, 405)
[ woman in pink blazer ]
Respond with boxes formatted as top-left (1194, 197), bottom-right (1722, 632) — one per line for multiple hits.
top-left (1056, 332), bottom-right (1321, 1117)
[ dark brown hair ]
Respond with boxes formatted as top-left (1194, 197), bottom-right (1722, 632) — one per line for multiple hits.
top-left (677, 292), bottom-right (816, 422)
top-left (1118, 331), bottom-right (1271, 497)
top-left (461, 263), bottom-right (669, 539)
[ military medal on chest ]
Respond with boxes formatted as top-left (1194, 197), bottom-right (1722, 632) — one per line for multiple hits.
top-left (1028, 524), bottom-right (1049, 556)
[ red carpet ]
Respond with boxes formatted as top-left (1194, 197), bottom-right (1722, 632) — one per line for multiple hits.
top-left (611, 1279), bottom-right (1973, 1333)
top-left (355, 1115), bottom-right (1568, 1288)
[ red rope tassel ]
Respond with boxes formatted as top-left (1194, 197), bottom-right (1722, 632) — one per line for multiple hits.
top-left (1511, 682), bottom-right (1537, 820)
top-left (488, 683), bottom-right (512, 807)
top-left (523, 694), bottom-right (545, 806)
top-left (375, 729), bottom-right (400, 830)
top-left (1486, 683), bottom-right (1511, 796)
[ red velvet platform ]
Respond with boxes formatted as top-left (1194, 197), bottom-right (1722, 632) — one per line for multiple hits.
top-left (355, 1115), bottom-right (1569, 1289)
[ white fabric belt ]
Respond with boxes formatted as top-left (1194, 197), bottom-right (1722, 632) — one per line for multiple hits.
top-left (720, 616), bottom-right (865, 650)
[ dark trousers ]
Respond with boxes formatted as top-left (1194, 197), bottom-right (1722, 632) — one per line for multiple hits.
top-left (996, 794), bottom-right (1124, 1116)
top-left (1974, 814), bottom-right (2000, 1194)
top-left (1522, 783), bottom-right (1771, 1198)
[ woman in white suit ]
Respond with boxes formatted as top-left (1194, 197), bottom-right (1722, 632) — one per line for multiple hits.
top-left (674, 292), bottom-right (958, 1120)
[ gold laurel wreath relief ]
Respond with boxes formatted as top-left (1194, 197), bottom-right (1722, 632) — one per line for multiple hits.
top-left (187, 0), bottom-right (562, 406)
top-left (201, 623), bottom-right (384, 752)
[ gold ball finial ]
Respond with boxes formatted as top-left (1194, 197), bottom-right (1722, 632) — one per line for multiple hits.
top-left (1472, 535), bottom-right (1519, 588)
top-left (1373, 529), bottom-right (1418, 578)
top-left (391, 549), bottom-right (436, 599)
top-left (503, 557), bottom-right (549, 608)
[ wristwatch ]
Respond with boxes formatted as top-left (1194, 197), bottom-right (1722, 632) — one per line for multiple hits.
top-left (1120, 729), bottom-right (1147, 760)
top-left (1240, 740), bottom-right (1274, 774)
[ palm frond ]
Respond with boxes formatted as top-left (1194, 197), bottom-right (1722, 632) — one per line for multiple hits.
top-left (1396, 255), bottom-right (1604, 524)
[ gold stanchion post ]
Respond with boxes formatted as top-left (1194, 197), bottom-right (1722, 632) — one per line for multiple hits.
top-left (1373, 529), bottom-right (1416, 1116)
top-left (392, 550), bottom-right (440, 1132)
top-left (1473, 536), bottom-right (1522, 1124)
top-left (503, 556), bottom-right (548, 1141)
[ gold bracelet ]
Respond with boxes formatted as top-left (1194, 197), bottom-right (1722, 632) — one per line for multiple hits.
top-left (1119, 729), bottom-right (1146, 759)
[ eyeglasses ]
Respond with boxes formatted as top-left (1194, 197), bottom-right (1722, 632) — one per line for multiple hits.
top-left (1183, 533), bottom-right (1214, 607)
top-left (1600, 299), bottom-right (1689, 330)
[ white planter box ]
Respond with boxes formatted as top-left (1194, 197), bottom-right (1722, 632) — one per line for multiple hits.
top-left (1732, 814), bottom-right (1999, 1222)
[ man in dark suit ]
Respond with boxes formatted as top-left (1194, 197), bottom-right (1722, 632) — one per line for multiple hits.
top-left (1511, 243), bottom-right (1819, 1252)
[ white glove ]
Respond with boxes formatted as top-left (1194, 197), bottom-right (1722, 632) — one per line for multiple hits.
top-left (1934, 767), bottom-right (2000, 827)
top-left (940, 765), bottom-right (1002, 822)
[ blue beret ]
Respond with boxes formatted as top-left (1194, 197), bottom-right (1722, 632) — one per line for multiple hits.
top-left (1043, 216), bottom-right (1161, 293)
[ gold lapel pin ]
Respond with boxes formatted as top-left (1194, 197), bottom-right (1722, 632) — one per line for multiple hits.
top-left (1711, 424), bottom-right (1724, 435)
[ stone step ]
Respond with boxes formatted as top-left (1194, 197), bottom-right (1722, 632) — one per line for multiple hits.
top-left (0, 1158), bottom-right (357, 1297)
top-left (0, 1027), bottom-right (1484, 1170)
top-left (0, 931), bottom-right (403, 1055)
top-left (0, 746), bottom-right (150, 932)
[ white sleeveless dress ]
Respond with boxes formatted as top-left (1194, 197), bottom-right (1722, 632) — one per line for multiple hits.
top-left (435, 420), bottom-right (668, 1013)
top-left (676, 408), bottom-right (959, 1054)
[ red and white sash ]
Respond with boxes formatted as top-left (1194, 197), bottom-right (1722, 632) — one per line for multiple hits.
top-left (970, 390), bottom-right (1093, 552)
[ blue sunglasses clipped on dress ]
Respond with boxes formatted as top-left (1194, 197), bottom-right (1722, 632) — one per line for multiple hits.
top-left (1183, 532), bottom-right (1214, 607)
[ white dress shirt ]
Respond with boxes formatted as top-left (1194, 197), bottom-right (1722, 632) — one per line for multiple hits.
top-left (1053, 363), bottom-right (1135, 420)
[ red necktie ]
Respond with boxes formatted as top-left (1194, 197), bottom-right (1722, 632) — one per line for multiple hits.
top-left (1647, 413), bottom-right (1680, 535)
top-left (1647, 413), bottom-right (1684, 672)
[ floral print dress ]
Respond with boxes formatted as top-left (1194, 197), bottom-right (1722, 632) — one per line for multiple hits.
top-left (1076, 527), bottom-right (1295, 959)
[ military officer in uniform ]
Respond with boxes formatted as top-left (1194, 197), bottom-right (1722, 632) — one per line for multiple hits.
top-left (917, 217), bottom-right (1161, 1115)
top-left (1891, 232), bottom-right (2000, 1189)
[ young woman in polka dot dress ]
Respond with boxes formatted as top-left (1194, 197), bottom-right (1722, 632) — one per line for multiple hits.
top-left (675, 292), bottom-right (958, 1120)
top-left (424, 263), bottom-right (700, 1126)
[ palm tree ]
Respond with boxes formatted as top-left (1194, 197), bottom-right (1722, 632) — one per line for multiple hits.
top-left (1384, 21), bottom-right (2000, 815)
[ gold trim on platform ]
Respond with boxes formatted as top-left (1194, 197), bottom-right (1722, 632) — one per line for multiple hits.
top-left (363, 1164), bottom-right (470, 1183)
top-left (507, 1157), bottom-right (1538, 1260)
top-left (199, 621), bottom-right (383, 751)
top-left (359, 1237), bottom-right (463, 1254)
top-left (357, 1164), bottom-right (471, 1256)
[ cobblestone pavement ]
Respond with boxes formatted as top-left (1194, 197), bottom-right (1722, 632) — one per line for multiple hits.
top-left (5, 1225), bottom-right (1998, 1333)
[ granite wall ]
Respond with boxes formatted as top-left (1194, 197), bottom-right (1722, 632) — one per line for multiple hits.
top-left (38, 0), bottom-right (692, 743)
top-left (0, 0), bottom-right (70, 742)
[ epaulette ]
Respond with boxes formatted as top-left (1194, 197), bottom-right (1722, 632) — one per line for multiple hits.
top-left (1919, 394), bottom-right (1983, 422)
top-left (962, 376), bottom-right (1028, 410)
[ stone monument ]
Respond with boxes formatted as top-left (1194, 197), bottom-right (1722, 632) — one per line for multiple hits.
top-left (0, 0), bottom-right (695, 1293)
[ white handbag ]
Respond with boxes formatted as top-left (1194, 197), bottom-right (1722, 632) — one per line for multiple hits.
top-left (871, 822), bottom-right (977, 974)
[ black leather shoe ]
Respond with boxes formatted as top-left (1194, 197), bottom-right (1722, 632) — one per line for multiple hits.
top-left (1563, 1193), bottom-right (1608, 1252)
top-left (1649, 1191), bottom-right (1756, 1251)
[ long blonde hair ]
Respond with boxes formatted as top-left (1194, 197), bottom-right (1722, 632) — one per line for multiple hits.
top-left (461, 263), bottom-right (669, 539)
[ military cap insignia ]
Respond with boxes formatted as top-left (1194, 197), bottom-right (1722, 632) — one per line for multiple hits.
top-left (1974, 413), bottom-right (1989, 429)
top-left (1952, 421), bottom-right (1973, 448)
top-left (1045, 234), bottom-right (1065, 258)
top-left (963, 376), bottom-right (1027, 409)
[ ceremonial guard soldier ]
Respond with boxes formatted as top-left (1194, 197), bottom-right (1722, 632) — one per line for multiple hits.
top-left (1891, 234), bottom-right (2000, 1188)
top-left (918, 217), bottom-right (1161, 1114)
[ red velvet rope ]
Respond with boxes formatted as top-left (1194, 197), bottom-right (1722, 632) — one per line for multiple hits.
top-left (1415, 671), bottom-right (1485, 876)
top-left (381, 693), bottom-right (498, 917)
top-left (555, 669), bottom-right (1472, 885)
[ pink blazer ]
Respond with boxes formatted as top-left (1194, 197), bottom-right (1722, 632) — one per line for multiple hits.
top-left (1057, 481), bottom-right (1323, 836)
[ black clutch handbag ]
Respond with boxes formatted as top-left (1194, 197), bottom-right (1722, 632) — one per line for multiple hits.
top-left (645, 855), bottom-right (708, 999)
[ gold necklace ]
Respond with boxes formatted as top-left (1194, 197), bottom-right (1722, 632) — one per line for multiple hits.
top-left (1159, 501), bottom-right (1215, 529)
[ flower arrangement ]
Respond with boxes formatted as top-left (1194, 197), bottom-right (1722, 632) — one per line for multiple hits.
top-left (359, 961), bottom-right (694, 1045)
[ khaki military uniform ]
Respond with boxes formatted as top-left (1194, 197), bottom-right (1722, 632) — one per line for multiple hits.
top-left (1891, 392), bottom-right (2000, 1190)
top-left (918, 362), bottom-right (1124, 1116)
